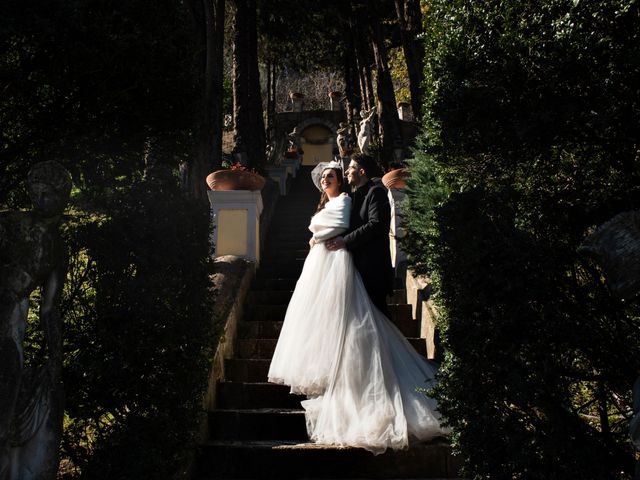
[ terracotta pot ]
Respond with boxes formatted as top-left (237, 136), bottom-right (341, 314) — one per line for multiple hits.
top-left (382, 168), bottom-right (410, 189)
top-left (206, 169), bottom-right (266, 191)
top-left (284, 150), bottom-right (299, 159)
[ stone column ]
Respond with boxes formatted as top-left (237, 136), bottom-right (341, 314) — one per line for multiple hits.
top-left (290, 92), bottom-right (304, 112)
top-left (388, 187), bottom-right (407, 280)
top-left (265, 165), bottom-right (291, 195)
top-left (280, 155), bottom-right (301, 178)
top-left (397, 101), bottom-right (412, 121)
top-left (329, 91), bottom-right (342, 111)
top-left (208, 190), bottom-right (263, 264)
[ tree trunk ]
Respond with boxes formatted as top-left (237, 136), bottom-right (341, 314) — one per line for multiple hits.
top-left (394, 0), bottom-right (424, 121)
top-left (264, 59), bottom-right (277, 163)
top-left (231, 0), bottom-right (265, 169)
top-left (266, 59), bottom-right (273, 144)
top-left (350, 6), bottom-right (375, 113)
top-left (343, 43), bottom-right (360, 143)
top-left (246, 0), bottom-right (265, 167)
top-left (231, 0), bottom-right (249, 163)
top-left (184, 0), bottom-right (225, 200)
top-left (366, 0), bottom-right (402, 167)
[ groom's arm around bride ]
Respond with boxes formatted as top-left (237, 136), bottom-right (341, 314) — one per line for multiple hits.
top-left (325, 154), bottom-right (393, 317)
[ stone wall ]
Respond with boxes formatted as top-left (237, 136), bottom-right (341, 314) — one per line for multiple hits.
top-left (405, 270), bottom-right (442, 362)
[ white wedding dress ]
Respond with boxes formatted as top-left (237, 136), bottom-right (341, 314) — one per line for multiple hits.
top-left (268, 194), bottom-right (448, 455)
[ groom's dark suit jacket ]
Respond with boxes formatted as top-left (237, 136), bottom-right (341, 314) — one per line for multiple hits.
top-left (343, 179), bottom-right (393, 316)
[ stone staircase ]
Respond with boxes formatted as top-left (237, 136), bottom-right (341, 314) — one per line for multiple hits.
top-left (194, 167), bottom-right (459, 479)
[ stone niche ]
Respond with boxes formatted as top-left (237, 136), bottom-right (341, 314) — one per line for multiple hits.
top-left (300, 124), bottom-right (334, 166)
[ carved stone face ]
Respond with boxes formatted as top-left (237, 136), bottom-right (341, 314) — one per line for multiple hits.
top-left (26, 161), bottom-right (72, 218)
top-left (28, 181), bottom-right (69, 217)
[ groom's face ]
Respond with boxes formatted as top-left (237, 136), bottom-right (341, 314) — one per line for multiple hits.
top-left (346, 161), bottom-right (366, 188)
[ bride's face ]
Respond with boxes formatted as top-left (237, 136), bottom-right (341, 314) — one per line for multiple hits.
top-left (320, 168), bottom-right (341, 196)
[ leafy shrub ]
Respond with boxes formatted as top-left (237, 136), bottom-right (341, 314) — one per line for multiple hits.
top-left (404, 1), bottom-right (640, 478)
top-left (61, 174), bottom-right (216, 479)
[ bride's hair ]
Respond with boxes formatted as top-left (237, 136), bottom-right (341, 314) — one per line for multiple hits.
top-left (315, 167), bottom-right (344, 213)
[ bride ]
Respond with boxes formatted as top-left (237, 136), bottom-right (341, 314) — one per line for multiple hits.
top-left (267, 161), bottom-right (448, 455)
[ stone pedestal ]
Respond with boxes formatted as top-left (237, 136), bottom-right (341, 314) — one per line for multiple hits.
top-left (208, 190), bottom-right (263, 264)
top-left (329, 92), bottom-right (342, 111)
top-left (281, 156), bottom-right (301, 178)
top-left (265, 165), bottom-right (291, 195)
top-left (397, 102), bottom-right (412, 121)
top-left (290, 93), bottom-right (304, 112)
top-left (405, 271), bottom-right (440, 361)
top-left (388, 188), bottom-right (407, 279)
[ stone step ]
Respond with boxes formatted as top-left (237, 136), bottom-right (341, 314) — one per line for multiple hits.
top-left (238, 318), bottom-right (420, 339)
top-left (236, 337), bottom-right (428, 359)
top-left (194, 439), bottom-right (459, 479)
top-left (389, 288), bottom-right (407, 304)
top-left (246, 290), bottom-right (294, 306)
top-left (237, 320), bottom-right (284, 339)
top-left (390, 303), bottom-right (412, 320)
top-left (259, 257), bottom-right (306, 272)
top-left (269, 210), bottom-right (315, 219)
top-left (236, 339), bottom-right (277, 359)
top-left (268, 205), bottom-right (314, 213)
top-left (208, 409), bottom-right (307, 441)
top-left (244, 304), bottom-right (288, 322)
top-left (256, 260), bottom-right (304, 280)
top-left (266, 231), bottom-right (312, 241)
top-left (267, 222), bottom-right (313, 231)
top-left (244, 305), bottom-right (418, 337)
top-left (260, 249), bottom-right (309, 262)
top-left (390, 316), bottom-right (420, 338)
top-left (216, 381), bottom-right (305, 409)
top-left (255, 266), bottom-right (305, 280)
top-left (251, 277), bottom-right (298, 291)
top-left (270, 203), bottom-right (315, 209)
top-left (224, 358), bottom-right (271, 383)
top-left (263, 241), bottom-right (311, 252)
top-left (266, 219), bottom-right (313, 227)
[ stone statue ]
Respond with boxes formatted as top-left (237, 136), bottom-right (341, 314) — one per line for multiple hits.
top-left (265, 142), bottom-right (275, 163)
top-left (232, 134), bottom-right (249, 166)
top-left (357, 106), bottom-right (376, 155)
top-left (631, 377), bottom-right (640, 451)
top-left (336, 122), bottom-right (351, 157)
top-left (288, 127), bottom-right (303, 154)
top-left (578, 210), bottom-right (640, 478)
top-left (0, 161), bottom-right (71, 480)
top-left (578, 210), bottom-right (640, 300)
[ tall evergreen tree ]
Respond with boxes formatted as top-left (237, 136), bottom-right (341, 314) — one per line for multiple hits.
top-left (404, 1), bottom-right (640, 478)
top-left (393, 0), bottom-right (424, 120)
top-left (185, 0), bottom-right (226, 199)
top-left (231, 0), bottom-right (265, 168)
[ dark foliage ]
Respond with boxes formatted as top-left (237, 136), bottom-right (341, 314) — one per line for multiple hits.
top-left (61, 175), bottom-right (216, 478)
top-left (257, 0), bottom-right (346, 71)
top-left (404, 0), bottom-right (640, 478)
top-left (0, 0), bottom-right (200, 207)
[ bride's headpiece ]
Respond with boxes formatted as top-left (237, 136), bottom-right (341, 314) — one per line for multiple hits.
top-left (311, 160), bottom-right (344, 191)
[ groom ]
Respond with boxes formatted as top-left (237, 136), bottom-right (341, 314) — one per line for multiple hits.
top-left (326, 153), bottom-right (393, 317)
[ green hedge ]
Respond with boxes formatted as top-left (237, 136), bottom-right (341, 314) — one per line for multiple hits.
top-left (404, 1), bottom-right (640, 478)
top-left (61, 176), bottom-right (216, 478)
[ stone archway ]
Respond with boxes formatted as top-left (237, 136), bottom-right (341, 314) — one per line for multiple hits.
top-left (300, 125), bottom-right (333, 166)
top-left (274, 111), bottom-right (346, 165)
top-left (295, 117), bottom-right (340, 166)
